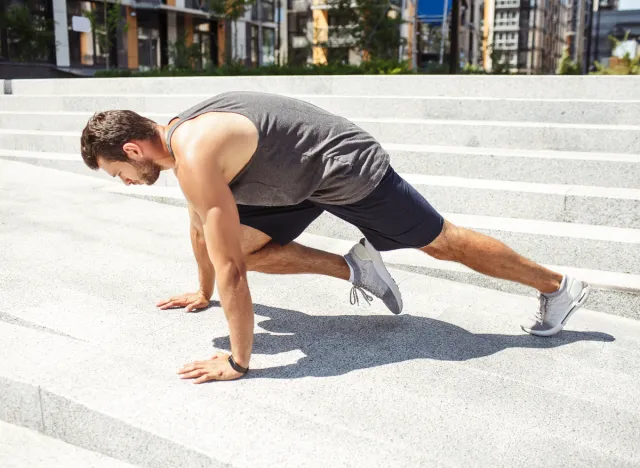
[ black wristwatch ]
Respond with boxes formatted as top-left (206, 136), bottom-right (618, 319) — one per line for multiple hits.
top-left (228, 355), bottom-right (249, 374)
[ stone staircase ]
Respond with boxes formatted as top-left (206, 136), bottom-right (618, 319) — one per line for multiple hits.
top-left (1, 75), bottom-right (639, 319)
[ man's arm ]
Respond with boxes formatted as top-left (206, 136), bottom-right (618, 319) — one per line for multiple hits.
top-left (177, 141), bottom-right (254, 381)
top-left (188, 203), bottom-right (216, 299)
top-left (156, 203), bottom-right (216, 312)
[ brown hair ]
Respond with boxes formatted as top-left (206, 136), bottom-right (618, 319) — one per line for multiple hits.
top-left (80, 110), bottom-right (160, 170)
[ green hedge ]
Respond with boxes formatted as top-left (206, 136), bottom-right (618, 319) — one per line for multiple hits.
top-left (94, 60), bottom-right (414, 78)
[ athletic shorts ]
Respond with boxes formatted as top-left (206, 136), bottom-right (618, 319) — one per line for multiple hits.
top-left (237, 166), bottom-right (444, 252)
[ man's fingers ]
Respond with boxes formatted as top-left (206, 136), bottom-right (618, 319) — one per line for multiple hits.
top-left (180, 369), bottom-right (207, 380)
top-left (177, 361), bottom-right (206, 374)
top-left (158, 300), bottom-right (185, 310)
top-left (194, 374), bottom-right (214, 384)
top-left (185, 302), bottom-right (201, 312)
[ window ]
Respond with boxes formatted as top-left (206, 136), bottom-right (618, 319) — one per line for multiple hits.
top-left (261, 0), bottom-right (275, 21)
top-left (262, 27), bottom-right (275, 65)
top-left (248, 25), bottom-right (259, 67)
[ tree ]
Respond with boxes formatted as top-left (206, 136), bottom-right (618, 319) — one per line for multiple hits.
top-left (2, 4), bottom-right (55, 62)
top-left (83, 0), bottom-right (127, 69)
top-left (325, 0), bottom-right (405, 63)
top-left (169, 36), bottom-right (204, 69)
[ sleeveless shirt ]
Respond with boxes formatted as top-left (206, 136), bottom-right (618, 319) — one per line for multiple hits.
top-left (165, 91), bottom-right (390, 206)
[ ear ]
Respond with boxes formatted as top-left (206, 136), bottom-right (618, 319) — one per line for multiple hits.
top-left (123, 142), bottom-right (144, 162)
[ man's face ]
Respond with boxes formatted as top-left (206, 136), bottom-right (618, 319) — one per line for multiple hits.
top-left (98, 157), bottom-right (161, 186)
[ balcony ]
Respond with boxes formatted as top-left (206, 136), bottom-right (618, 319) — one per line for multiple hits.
top-left (184, 0), bottom-right (208, 10)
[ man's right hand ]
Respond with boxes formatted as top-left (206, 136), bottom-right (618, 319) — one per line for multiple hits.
top-left (156, 291), bottom-right (211, 312)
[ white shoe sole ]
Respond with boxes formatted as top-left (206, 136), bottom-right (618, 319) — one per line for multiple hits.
top-left (362, 239), bottom-right (403, 314)
top-left (522, 285), bottom-right (591, 337)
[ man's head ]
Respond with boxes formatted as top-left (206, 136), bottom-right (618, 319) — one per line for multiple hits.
top-left (81, 110), bottom-right (166, 186)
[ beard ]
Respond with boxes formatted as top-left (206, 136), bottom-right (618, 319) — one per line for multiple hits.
top-left (131, 159), bottom-right (161, 185)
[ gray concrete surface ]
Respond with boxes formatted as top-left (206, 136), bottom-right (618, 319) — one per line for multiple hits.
top-left (7, 75), bottom-right (640, 100)
top-left (2, 159), bottom-right (640, 468)
top-left (0, 422), bottom-right (136, 468)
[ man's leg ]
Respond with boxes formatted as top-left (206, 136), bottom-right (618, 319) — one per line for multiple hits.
top-left (421, 220), bottom-right (563, 294)
top-left (240, 225), bottom-right (349, 281)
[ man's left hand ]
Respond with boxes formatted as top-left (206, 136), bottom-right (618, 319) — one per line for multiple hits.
top-left (178, 352), bottom-right (245, 383)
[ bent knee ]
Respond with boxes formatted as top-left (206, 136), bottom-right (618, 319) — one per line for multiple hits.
top-left (420, 220), bottom-right (463, 262)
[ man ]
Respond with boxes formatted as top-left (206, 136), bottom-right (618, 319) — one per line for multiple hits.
top-left (80, 91), bottom-right (590, 383)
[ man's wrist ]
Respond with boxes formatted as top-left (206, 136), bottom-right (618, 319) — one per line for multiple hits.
top-left (198, 288), bottom-right (213, 300)
top-left (228, 355), bottom-right (249, 374)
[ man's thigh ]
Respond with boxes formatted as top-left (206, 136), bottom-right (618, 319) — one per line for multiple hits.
top-left (239, 224), bottom-right (272, 256)
top-left (237, 201), bottom-right (324, 249)
top-left (320, 167), bottom-right (444, 252)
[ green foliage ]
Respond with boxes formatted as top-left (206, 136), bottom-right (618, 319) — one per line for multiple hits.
top-left (94, 60), bottom-right (413, 77)
top-left (1, 4), bottom-right (55, 61)
top-left (207, 0), bottom-right (255, 21)
top-left (461, 64), bottom-right (486, 74)
top-left (169, 36), bottom-right (204, 69)
top-left (489, 47), bottom-right (510, 74)
top-left (324, 0), bottom-right (406, 62)
top-left (590, 33), bottom-right (640, 75)
top-left (557, 47), bottom-right (580, 75)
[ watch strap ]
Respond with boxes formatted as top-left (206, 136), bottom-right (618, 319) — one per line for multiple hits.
top-left (228, 355), bottom-right (249, 374)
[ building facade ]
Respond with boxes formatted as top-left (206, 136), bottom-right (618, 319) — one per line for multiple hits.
top-left (483, 0), bottom-right (569, 73)
top-left (1, 0), bottom-right (285, 73)
top-left (287, 0), bottom-right (416, 66)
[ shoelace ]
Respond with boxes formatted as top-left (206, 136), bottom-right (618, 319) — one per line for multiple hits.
top-left (535, 294), bottom-right (548, 323)
top-left (350, 285), bottom-right (373, 306)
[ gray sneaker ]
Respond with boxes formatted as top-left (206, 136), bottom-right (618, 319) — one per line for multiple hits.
top-left (521, 276), bottom-right (590, 337)
top-left (344, 238), bottom-right (403, 315)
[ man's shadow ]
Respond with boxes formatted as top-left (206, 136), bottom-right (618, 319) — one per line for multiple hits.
top-left (212, 303), bottom-right (615, 379)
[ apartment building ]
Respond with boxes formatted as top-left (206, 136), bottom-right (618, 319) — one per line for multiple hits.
top-left (287, 0), bottom-right (416, 65)
top-left (1, 0), bottom-right (284, 73)
top-left (483, 0), bottom-right (569, 73)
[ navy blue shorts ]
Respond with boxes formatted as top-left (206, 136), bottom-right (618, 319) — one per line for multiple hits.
top-left (237, 167), bottom-right (444, 251)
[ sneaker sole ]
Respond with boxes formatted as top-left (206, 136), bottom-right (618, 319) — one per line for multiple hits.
top-left (363, 239), bottom-right (403, 314)
top-left (521, 285), bottom-right (591, 337)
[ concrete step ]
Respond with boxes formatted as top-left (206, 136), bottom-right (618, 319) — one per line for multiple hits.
top-left (0, 94), bottom-right (638, 125)
top-left (389, 145), bottom-right (640, 189)
top-left (0, 421), bottom-right (137, 468)
top-left (3, 147), bottom-right (639, 229)
top-left (2, 111), bottom-right (639, 155)
top-left (2, 155), bottom-right (640, 465)
top-left (7, 75), bottom-right (640, 100)
top-left (5, 157), bottom-right (640, 466)
top-left (97, 182), bottom-right (640, 281)
top-left (3, 145), bottom-right (640, 190)
top-left (298, 232), bottom-right (640, 320)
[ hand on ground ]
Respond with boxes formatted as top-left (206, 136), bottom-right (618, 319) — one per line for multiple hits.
top-left (156, 291), bottom-right (211, 312)
top-left (178, 352), bottom-right (245, 383)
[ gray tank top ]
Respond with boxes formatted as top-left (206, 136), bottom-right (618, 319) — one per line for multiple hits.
top-left (165, 91), bottom-right (389, 206)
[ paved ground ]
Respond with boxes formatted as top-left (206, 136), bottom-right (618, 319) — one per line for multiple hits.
top-left (1, 158), bottom-right (640, 467)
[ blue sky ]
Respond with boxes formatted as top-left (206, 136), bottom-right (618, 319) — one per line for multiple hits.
top-left (418, 0), bottom-right (453, 18)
